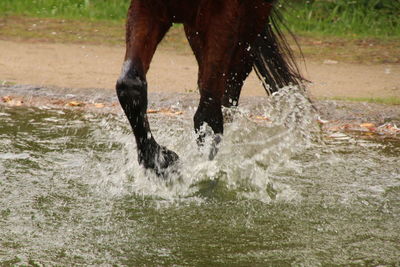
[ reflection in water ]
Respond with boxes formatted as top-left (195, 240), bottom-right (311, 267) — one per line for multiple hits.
top-left (0, 88), bottom-right (399, 266)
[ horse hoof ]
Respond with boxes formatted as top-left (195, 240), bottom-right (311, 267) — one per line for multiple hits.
top-left (139, 144), bottom-right (179, 176)
top-left (157, 146), bottom-right (179, 170)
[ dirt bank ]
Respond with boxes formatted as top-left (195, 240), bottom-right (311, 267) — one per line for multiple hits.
top-left (1, 40), bottom-right (399, 99)
top-left (1, 84), bottom-right (399, 141)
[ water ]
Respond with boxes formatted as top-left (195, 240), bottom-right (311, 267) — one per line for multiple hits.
top-left (0, 89), bottom-right (399, 266)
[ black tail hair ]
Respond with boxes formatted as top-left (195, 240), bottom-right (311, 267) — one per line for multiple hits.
top-left (253, 5), bottom-right (305, 95)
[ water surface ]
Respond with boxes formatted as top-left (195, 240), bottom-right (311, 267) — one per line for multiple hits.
top-left (0, 89), bottom-right (399, 266)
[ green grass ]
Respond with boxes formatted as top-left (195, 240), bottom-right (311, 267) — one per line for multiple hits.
top-left (0, 0), bottom-right (399, 39)
top-left (0, 0), bottom-right (129, 21)
top-left (285, 0), bottom-right (400, 39)
top-left (324, 96), bottom-right (400, 105)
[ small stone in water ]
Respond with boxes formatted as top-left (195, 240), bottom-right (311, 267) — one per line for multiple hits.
top-left (67, 101), bottom-right (83, 107)
top-left (360, 123), bottom-right (375, 128)
top-left (323, 59), bottom-right (339, 65)
top-left (94, 103), bottom-right (105, 108)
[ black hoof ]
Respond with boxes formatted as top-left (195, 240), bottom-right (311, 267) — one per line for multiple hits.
top-left (138, 144), bottom-right (179, 176)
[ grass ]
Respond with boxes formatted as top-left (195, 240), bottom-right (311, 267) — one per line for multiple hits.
top-left (323, 96), bottom-right (400, 105)
top-left (0, 0), bottom-right (399, 39)
top-left (0, 0), bottom-right (129, 21)
top-left (284, 0), bottom-right (400, 39)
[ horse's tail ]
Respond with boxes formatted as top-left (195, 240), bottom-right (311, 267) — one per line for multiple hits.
top-left (253, 6), bottom-right (305, 95)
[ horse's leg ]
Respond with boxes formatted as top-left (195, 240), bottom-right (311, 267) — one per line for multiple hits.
top-left (116, 1), bottom-right (177, 174)
top-left (184, 1), bottom-right (274, 159)
top-left (221, 50), bottom-right (253, 108)
top-left (184, 25), bottom-right (203, 68)
top-left (217, 49), bottom-right (253, 124)
top-left (185, 4), bottom-right (243, 158)
top-left (221, 3), bottom-right (273, 108)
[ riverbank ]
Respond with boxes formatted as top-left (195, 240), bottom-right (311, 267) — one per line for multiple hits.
top-left (1, 84), bottom-right (399, 140)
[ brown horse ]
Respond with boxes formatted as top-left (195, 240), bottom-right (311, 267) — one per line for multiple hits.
top-left (116, 0), bottom-right (303, 175)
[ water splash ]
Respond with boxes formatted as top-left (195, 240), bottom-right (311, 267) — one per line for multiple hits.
top-left (88, 86), bottom-right (318, 202)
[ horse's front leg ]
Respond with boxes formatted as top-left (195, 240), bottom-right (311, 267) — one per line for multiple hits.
top-left (116, 2), bottom-right (177, 175)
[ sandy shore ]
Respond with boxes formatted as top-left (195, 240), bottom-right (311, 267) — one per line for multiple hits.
top-left (1, 40), bottom-right (399, 99)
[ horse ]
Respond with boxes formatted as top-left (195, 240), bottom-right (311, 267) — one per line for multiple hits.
top-left (116, 0), bottom-right (303, 175)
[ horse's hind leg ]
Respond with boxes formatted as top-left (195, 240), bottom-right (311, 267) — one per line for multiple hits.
top-left (221, 50), bottom-right (253, 108)
top-left (185, 4), bottom-right (243, 158)
top-left (222, 3), bottom-right (274, 108)
top-left (185, 1), bottom-right (273, 159)
top-left (116, 1), bottom-right (177, 174)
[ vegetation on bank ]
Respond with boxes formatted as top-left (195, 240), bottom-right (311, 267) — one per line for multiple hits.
top-left (0, 0), bottom-right (399, 39)
top-left (0, 0), bottom-right (129, 21)
top-left (325, 96), bottom-right (400, 106)
top-left (285, 0), bottom-right (400, 38)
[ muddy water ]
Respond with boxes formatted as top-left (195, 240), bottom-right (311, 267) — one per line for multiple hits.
top-left (0, 88), bottom-right (399, 266)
